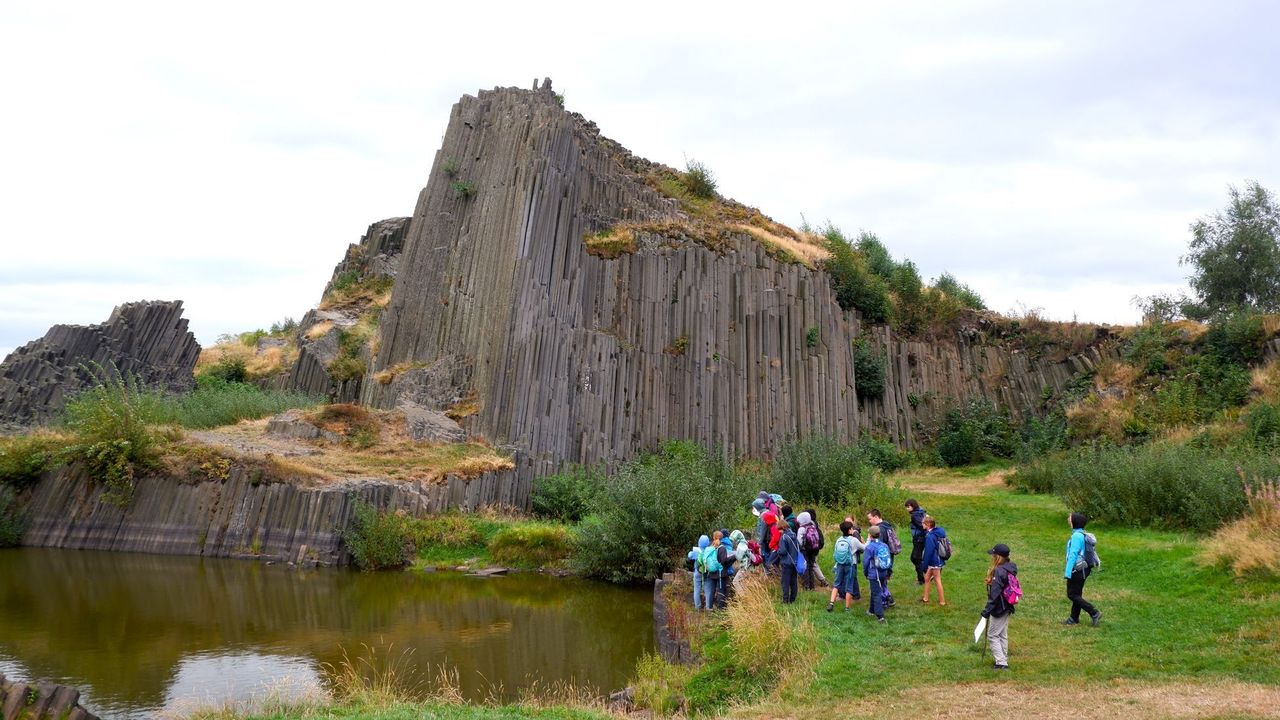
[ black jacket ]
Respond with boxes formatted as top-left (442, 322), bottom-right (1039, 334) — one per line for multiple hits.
top-left (909, 508), bottom-right (927, 541)
top-left (982, 562), bottom-right (1019, 618)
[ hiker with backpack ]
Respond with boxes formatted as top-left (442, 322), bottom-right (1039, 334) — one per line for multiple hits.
top-left (920, 515), bottom-right (950, 606)
top-left (828, 520), bottom-right (866, 612)
top-left (867, 509), bottom-right (900, 607)
top-left (732, 529), bottom-right (763, 590)
top-left (769, 512), bottom-right (801, 604)
top-left (1063, 512), bottom-right (1102, 627)
top-left (699, 531), bottom-right (726, 610)
top-left (797, 511), bottom-right (822, 591)
top-left (714, 528), bottom-right (738, 607)
top-left (862, 525), bottom-right (892, 623)
top-left (804, 508), bottom-right (830, 588)
top-left (906, 499), bottom-right (928, 585)
top-left (688, 534), bottom-right (710, 610)
top-left (981, 543), bottom-right (1020, 670)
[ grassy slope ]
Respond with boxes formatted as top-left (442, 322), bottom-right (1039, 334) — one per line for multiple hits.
top-left (735, 464), bottom-right (1280, 716)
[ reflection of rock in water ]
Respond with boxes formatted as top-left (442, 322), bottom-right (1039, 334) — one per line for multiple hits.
top-left (160, 653), bottom-right (325, 719)
top-left (0, 549), bottom-right (653, 715)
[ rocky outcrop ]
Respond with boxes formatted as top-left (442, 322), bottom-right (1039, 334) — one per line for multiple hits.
top-left (0, 674), bottom-right (99, 720)
top-left (0, 301), bottom-right (199, 429)
top-left (19, 463), bottom-right (523, 565)
top-left (330, 81), bottom-right (1117, 484)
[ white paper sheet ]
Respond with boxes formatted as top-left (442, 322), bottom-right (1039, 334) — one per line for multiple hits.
top-left (973, 616), bottom-right (988, 643)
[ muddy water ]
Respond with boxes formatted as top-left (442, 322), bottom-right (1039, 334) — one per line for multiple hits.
top-left (0, 548), bottom-right (653, 718)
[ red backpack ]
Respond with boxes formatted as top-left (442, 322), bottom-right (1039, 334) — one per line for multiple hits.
top-left (746, 540), bottom-right (763, 565)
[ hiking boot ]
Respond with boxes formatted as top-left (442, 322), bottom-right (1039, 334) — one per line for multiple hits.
top-left (1091, 612), bottom-right (1102, 627)
top-left (1062, 618), bottom-right (1079, 625)
top-left (826, 602), bottom-right (834, 612)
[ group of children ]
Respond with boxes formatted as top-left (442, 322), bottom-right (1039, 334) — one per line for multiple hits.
top-left (685, 491), bottom-right (1104, 670)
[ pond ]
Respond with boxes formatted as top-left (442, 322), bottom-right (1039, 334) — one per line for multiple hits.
top-left (0, 548), bottom-right (654, 719)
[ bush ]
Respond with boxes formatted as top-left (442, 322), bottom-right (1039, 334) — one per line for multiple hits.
top-left (198, 355), bottom-right (248, 384)
top-left (61, 370), bottom-right (161, 505)
top-left (401, 512), bottom-right (483, 550)
top-left (1244, 402), bottom-right (1280, 448)
top-left (770, 435), bottom-right (883, 506)
top-left (853, 339), bottom-right (886, 401)
top-left (855, 435), bottom-right (909, 473)
top-left (343, 502), bottom-right (411, 570)
top-left (679, 160), bottom-right (717, 200)
top-left (822, 228), bottom-right (891, 323)
top-left (1025, 442), bottom-right (1277, 532)
top-left (0, 433), bottom-right (63, 488)
top-left (531, 465), bottom-right (603, 522)
top-left (487, 524), bottom-right (572, 568)
top-left (573, 441), bottom-right (755, 585)
top-left (149, 376), bottom-right (319, 429)
top-left (933, 399), bottom-right (1016, 467)
top-left (0, 486), bottom-right (23, 547)
top-left (934, 272), bottom-right (986, 310)
top-left (1204, 310), bottom-right (1266, 366)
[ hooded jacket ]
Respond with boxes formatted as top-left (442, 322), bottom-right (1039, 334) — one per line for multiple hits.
top-left (922, 526), bottom-right (949, 568)
top-left (762, 511), bottom-right (782, 551)
top-left (771, 526), bottom-right (800, 567)
top-left (909, 507), bottom-right (927, 541)
top-left (1065, 529), bottom-right (1087, 579)
top-left (982, 561), bottom-right (1019, 618)
top-left (730, 530), bottom-right (750, 568)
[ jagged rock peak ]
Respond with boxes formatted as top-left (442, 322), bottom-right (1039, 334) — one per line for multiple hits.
top-left (0, 300), bottom-right (200, 428)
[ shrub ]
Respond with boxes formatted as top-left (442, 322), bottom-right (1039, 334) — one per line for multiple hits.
top-left (679, 159), bottom-right (717, 200)
top-left (933, 399), bottom-right (1016, 466)
top-left (343, 502), bottom-right (411, 570)
top-left (1204, 310), bottom-right (1266, 366)
top-left (1125, 324), bottom-right (1172, 376)
top-left (823, 230), bottom-right (891, 323)
top-left (450, 180), bottom-right (476, 198)
top-left (573, 441), bottom-right (755, 585)
top-left (0, 433), bottom-right (63, 488)
top-left (1031, 442), bottom-right (1277, 531)
top-left (487, 524), bottom-right (573, 568)
top-left (0, 486), bottom-right (23, 547)
top-left (631, 653), bottom-right (690, 716)
top-left (770, 435), bottom-right (898, 506)
top-left (198, 355), bottom-right (248, 384)
top-left (805, 326), bottom-right (819, 348)
top-left (61, 370), bottom-right (161, 505)
top-left (933, 271), bottom-right (987, 310)
top-left (853, 339), bottom-right (886, 401)
top-left (1204, 480), bottom-right (1280, 577)
top-left (1016, 411), bottom-right (1069, 461)
top-left (1244, 402), bottom-right (1280, 448)
top-left (855, 435), bottom-right (909, 473)
top-left (148, 376), bottom-right (319, 429)
top-left (531, 465), bottom-right (603, 522)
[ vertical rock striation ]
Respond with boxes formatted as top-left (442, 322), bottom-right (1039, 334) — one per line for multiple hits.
top-left (0, 300), bottom-right (199, 428)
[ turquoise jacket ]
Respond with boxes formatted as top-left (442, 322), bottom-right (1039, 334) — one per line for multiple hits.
top-left (1064, 529), bottom-right (1086, 579)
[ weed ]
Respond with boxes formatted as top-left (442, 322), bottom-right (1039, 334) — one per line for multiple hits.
top-left (487, 524), bottom-right (573, 568)
top-left (582, 227), bottom-right (637, 259)
top-left (343, 502), bottom-right (411, 570)
top-left (451, 180), bottom-right (476, 198)
top-left (806, 326), bottom-right (820, 348)
top-left (0, 432), bottom-right (65, 488)
top-left (442, 158), bottom-right (459, 178)
top-left (1204, 479), bottom-right (1280, 577)
top-left (680, 159), bottom-right (717, 200)
top-left (853, 339), bottom-right (886, 401)
top-left (664, 336), bottom-right (689, 356)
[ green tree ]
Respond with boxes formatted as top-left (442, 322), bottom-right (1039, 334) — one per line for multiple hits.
top-left (1182, 181), bottom-right (1280, 319)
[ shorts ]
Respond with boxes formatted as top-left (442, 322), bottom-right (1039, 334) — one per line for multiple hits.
top-left (833, 563), bottom-right (857, 598)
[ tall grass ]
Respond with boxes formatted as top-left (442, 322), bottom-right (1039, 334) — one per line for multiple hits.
top-left (343, 502), bottom-right (411, 570)
top-left (487, 525), bottom-right (573, 568)
top-left (1204, 480), bottom-right (1280, 577)
top-left (147, 377), bottom-right (320, 429)
top-left (61, 370), bottom-right (162, 504)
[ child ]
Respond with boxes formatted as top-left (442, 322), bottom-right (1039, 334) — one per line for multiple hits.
top-left (862, 525), bottom-right (891, 623)
top-left (982, 543), bottom-right (1019, 670)
top-left (866, 509), bottom-right (898, 607)
top-left (688, 535), bottom-right (709, 610)
top-left (797, 511), bottom-right (821, 591)
top-left (920, 515), bottom-right (948, 606)
top-left (769, 513), bottom-right (801, 603)
top-left (1064, 512), bottom-right (1101, 626)
top-left (828, 520), bottom-right (865, 611)
top-left (701, 531), bottom-right (724, 610)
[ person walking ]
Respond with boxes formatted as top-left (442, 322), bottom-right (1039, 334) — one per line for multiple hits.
top-left (920, 515), bottom-right (948, 606)
top-left (828, 520), bottom-right (865, 611)
top-left (1064, 512), bottom-right (1101, 626)
top-left (770, 513), bottom-right (801, 603)
top-left (906, 499), bottom-right (928, 585)
top-left (797, 511), bottom-right (821, 591)
top-left (688, 535), bottom-right (710, 610)
top-left (981, 543), bottom-right (1019, 670)
top-left (862, 525), bottom-right (891, 623)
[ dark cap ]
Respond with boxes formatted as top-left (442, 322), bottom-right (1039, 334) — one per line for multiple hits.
top-left (987, 543), bottom-right (1011, 558)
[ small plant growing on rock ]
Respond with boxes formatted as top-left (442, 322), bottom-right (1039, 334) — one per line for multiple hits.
top-left (664, 336), bottom-right (690, 356)
top-left (451, 180), bottom-right (476, 198)
top-left (442, 158), bottom-right (459, 177)
top-left (679, 159), bottom-right (717, 200)
top-left (806, 326), bottom-right (820, 348)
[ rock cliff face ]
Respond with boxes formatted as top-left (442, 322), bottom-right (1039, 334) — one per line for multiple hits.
top-left (318, 81), bottom-right (1118, 485)
top-left (0, 300), bottom-right (199, 428)
top-left (21, 463), bottom-right (520, 565)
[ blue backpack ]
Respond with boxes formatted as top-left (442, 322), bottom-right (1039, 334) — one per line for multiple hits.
top-left (701, 545), bottom-right (723, 574)
top-left (833, 536), bottom-right (855, 565)
top-left (796, 548), bottom-right (807, 576)
top-left (875, 543), bottom-right (892, 570)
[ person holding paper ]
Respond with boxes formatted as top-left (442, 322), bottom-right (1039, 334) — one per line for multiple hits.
top-left (981, 543), bottom-right (1019, 670)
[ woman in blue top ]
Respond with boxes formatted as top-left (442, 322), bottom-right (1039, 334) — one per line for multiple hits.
top-left (920, 515), bottom-right (947, 606)
top-left (1063, 512), bottom-right (1101, 626)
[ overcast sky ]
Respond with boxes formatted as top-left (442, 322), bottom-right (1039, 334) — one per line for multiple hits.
top-left (2, 1), bottom-right (1277, 359)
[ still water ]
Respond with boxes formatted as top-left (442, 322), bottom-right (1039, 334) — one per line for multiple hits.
top-left (0, 548), bottom-right (654, 718)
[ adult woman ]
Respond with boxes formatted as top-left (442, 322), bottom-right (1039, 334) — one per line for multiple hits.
top-left (1064, 512), bottom-right (1101, 626)
top-left (981, 543), bottom-right (1018, 670)
top-left (920, 515), bottom-right (948, 605)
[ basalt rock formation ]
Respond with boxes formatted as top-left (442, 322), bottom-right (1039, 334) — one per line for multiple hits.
top-left (268, 79), bottom-right (1117, 496)
top-left (0, 674), bottom-right (99, 720)
top-left (0, 300), bottom-right (199, 429)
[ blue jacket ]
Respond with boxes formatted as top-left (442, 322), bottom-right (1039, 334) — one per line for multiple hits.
top-left (771, 528), bottom-right (800, 567)
top-left (922, 526), bottom-right (948, 568)
top-left (909, 508), bottom-right (927, 541)
top-left (862, 539), bottom-right (890, 578)
top-left (1065, 529), bottom-right (1086, 579)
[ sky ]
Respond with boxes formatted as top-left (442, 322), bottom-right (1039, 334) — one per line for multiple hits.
top-left (2, 1), bottom-right (1277, 359)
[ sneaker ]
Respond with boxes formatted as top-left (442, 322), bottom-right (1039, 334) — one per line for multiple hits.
top-left (1091, 612), bottom-right (1102, 627)
top-left (1062, 618), bottom-right (1079, 625)
top-left (826, 602), bottom-right (834, 613)
top-left (877, 617), bottom-right (886, 624)
top-left (993, 664), bottom-right (1009, 671)
top-left (866, 610), bottom-right (876, 617)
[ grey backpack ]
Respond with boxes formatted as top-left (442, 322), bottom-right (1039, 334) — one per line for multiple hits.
top-left (1083, 532), bottom-right (1101, 569)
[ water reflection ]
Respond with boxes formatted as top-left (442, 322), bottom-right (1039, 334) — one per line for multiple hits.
top-left (0, 548), bottom-right (653, 718)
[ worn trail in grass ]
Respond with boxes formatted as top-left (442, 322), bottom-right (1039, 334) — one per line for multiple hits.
top-left (743, 464), bottom-right (1280, 716)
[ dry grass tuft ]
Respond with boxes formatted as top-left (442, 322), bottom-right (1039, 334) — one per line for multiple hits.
top-left (1204, 479), bottom-right (1280, 577)
top-left (305, 321), bottom-right (334, 340)
top-left (373, 361), bottom-right (426, 386)
top-left (583, 227), bottom-right (637, 259)
top-left (324, 643), bottom-right (422, 706)
top-left (1167, 318), bottom-right (1210, 342)
top-left (735, 223), bottom-right (829, 268)
top-left (1251, 359), bottom-right (1280, 402)
top-left (444, 392), bottom-right (481, 421)
top-left (1065, 393), bottom-right (1133, 443)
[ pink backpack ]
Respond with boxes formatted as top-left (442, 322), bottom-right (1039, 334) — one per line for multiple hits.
top-left (1002, 573), bottom-right (1022, 606)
